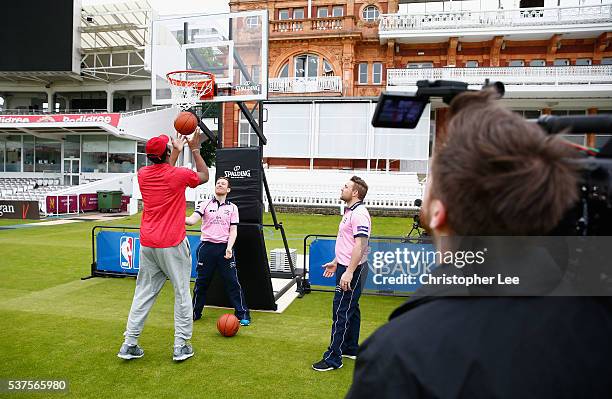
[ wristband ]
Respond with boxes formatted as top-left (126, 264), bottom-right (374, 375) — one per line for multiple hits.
top-left (191, 148), bottom-right (200, 153)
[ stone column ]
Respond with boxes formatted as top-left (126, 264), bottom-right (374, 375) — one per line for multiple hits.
top-left (342, 39), bottom-right (355, 96)
top-left (46, 89), bottom-right (55, 112)
top-left (106, 90), bottom-right (114, 112)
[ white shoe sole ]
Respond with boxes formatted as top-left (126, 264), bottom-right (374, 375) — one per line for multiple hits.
top-left (173, 352), bottom-right (194, 362)
top-left (117, 353), bottom-right (143, 360)
top-left (342, 355), bottom-right (357, 360)
top-left (312, 363), bottom-right (343, 372)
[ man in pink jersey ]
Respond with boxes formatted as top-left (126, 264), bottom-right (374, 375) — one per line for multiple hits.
top-left (185, 176), bottom-right (251, 326)
top-left (312, 176), bottom-right (371, 372)
top-left (117, 130), bottom-right (208, 362)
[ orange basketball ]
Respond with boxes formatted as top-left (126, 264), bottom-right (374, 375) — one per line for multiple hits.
top-left (217, 314), bottom-right (240, 337)
top-left (174, 111), bottom-right (198, 135)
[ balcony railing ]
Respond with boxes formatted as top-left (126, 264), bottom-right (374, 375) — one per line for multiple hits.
top-left (0, 108), bottom-right (109, 115)
top-left (269, 76), bottom-right (343, 94)
top-left (270, 16), bottom-right (354, 34)
top-left (387, 66), bottom-right (612, 87)
top-left (379, 4), bottom-right (612, 32)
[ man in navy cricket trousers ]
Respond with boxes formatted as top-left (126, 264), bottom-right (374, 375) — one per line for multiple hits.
top-left (312, 176), bottom-right (371, 372)
top-left (186, 176), bottom-right (250, 325)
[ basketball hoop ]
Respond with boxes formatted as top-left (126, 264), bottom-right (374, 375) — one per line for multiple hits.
top-left (166, 70), bottom-right (216, 111)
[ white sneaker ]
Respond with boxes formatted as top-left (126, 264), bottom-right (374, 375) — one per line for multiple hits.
top-left (117, 344), bottom-right (144, 360)
top-left (173, 343), bottom-right (194, 361)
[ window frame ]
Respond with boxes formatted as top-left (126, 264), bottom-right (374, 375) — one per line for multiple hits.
top-left (407, 62), bottom-right (434, 69)
top-left (317, 7), bottom-right (329, 18)
top-left (239, 114), bottom-right (260, 148)
top-left (362, 5), bottom-right (380, 22)
top-left (372, 62), bottom-right (383, 85)
top-left (278, 63), bottom-right (289, 78)
top-left (278, 9), bottom-right (290, 20)
top-left (293, 8), bottom-right (305, 19)
top-left (508, 59), bottom-right (525, 67)
top-left (332, 6), bottom-right (344, 17)
top-left (576, 58), bottom-right (592, 66)
top-left (358, 63), bottom-right (368, 84)
top-left (245, 15), bottom-right (260, 28)
top-left (529, 59), bottom-right (545, 67)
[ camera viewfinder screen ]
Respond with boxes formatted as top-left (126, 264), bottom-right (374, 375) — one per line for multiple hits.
top-left (372, 95), bottom-right (428, 129)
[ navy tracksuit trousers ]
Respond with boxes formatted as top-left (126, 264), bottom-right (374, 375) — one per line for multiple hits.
top-left (192, 241), bottom-right (250, 321)
top-left (323, 262), bottom-right (368, 368)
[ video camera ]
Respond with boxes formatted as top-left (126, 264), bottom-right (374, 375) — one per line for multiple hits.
top-left (372, 80), bottom-right (612, 236)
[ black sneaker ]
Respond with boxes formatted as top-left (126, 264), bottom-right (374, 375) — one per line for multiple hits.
top-left (342, 353), bottom-right (357, 360)
top-left (312, 359), bottom-right (342, 371)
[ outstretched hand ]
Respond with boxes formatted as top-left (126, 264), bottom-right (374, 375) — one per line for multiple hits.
top-left (322, 261), bottom-right (337, 278)
top-left (187, 128), bottom-right (201, 151)
top-left (172, 133), bottom-right (187, 152)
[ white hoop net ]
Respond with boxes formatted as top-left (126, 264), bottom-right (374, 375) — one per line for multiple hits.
top-left (166, 71), bottom-right (215, 111)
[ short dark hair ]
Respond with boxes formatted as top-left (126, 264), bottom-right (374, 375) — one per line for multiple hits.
top-left (216, 176), bottom-right (231, 188)
top-left (431, 89), bottom-right (579, 235)
top-left (146, 148), bottom-right (169, 164)
top-left (350, 176), bottom-right (368, 200)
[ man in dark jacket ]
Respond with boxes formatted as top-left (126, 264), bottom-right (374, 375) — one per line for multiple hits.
top-left (346, 90), bottom-right (612, 398)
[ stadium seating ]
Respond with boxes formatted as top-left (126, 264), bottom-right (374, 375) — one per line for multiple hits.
top-left (193, 168), bottom-right (425, 213)
top-left (0, 178), bottom-right (70, 214)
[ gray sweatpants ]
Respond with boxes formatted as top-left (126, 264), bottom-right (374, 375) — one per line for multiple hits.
top-left (123, 238), bottom-right (193, 347)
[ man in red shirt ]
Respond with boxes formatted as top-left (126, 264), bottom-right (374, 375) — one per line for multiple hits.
top-left (117, 130), bottom-right (208, 362)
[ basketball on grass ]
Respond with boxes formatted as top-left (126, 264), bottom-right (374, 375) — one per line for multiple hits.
top-left (174, 111), bottom-right (198, 135)
top-left (217, 314), bottom-right (240, 337)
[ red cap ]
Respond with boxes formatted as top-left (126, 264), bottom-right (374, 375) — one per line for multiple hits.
top-left (145, 135), bottom-right (170, 158)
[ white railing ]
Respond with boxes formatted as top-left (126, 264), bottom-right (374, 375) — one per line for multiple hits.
top-left (270, 16), bottom-right (351, 33)
top-left (264, 183), bottom-right (423, 212)
top-left (379, 4), bottom-right (612, 32)
top-left (191, 168), bottom-right (425, 213)
top-left (269, 76), bottom-right (342, 94)
top-left (120, 105), bottom-right (172, 118)
top-left (387, 66), bottom-right (612, 87)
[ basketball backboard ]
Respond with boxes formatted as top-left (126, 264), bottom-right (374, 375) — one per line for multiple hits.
top-left (150, 10), bottom-right (268, 104)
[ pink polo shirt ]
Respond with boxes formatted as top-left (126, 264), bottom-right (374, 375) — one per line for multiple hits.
top-left (335, 201), bottom-right (371, 266)
top-left (196, 197), bottom-right (239, 244)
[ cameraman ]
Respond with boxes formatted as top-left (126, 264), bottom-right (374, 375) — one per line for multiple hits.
top-left (346, 90), bottom-right (612, 398)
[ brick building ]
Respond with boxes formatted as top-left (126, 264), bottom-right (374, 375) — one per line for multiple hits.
top-left (223, 0), bottom-right (612, 171)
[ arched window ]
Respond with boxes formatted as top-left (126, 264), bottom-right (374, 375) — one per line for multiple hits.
top-left (362, 5), bottom-right (380, 22)
top-left (295, 54), bottom-right (319, 77)
top-left (278, 54), bottom-right (334, 78)
top-left (323, 60), bottom-right (334, 75)
top-left (279, 63), bottom-right (289, 78)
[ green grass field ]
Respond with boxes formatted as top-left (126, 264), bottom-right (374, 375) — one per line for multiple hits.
top-left (0, 212), bottom-right (409, 398)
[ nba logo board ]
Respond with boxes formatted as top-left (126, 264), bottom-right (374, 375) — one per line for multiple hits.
top-left (119, 236), bottom-right (140, 270)
top-left (150, 10), bottom-right (269, 105)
